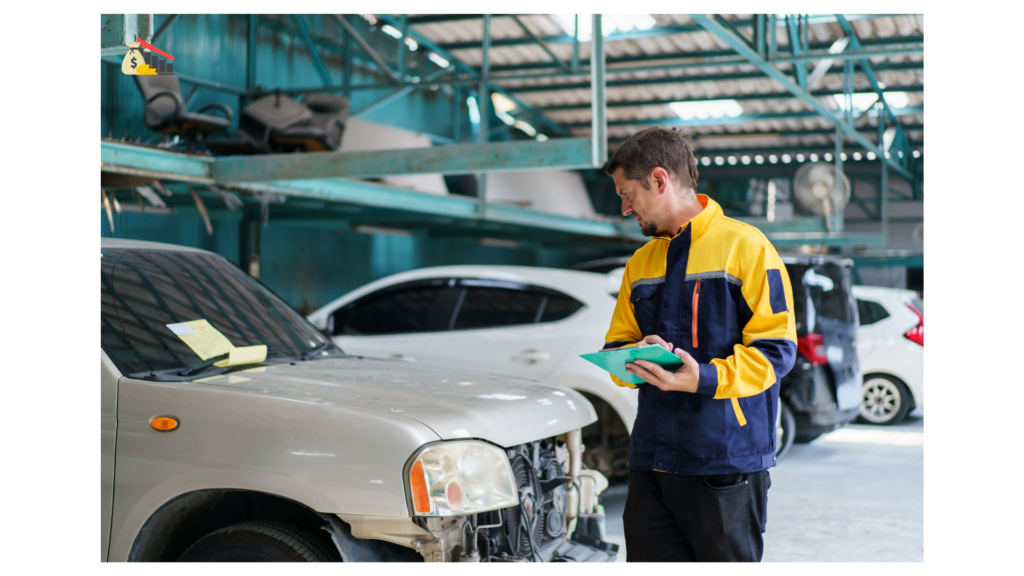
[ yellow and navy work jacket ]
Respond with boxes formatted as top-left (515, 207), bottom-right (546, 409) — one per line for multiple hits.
top-left (605, 195), bottom-right (797, 475)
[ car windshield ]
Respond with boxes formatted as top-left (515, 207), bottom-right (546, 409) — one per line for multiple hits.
top-left (101, 248), bottom-right (336, 376)
top-left (788, 262), bottom-right (856, 333)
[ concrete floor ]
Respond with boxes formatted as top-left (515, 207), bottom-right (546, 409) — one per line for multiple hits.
top-left (599, 414), bottom-right (924, 562)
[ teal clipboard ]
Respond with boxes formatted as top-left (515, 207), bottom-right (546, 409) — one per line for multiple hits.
top-left (579, 345), bottom-right (684, 385)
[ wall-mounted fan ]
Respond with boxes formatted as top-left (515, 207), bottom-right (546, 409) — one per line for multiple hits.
top-left (793, 162), bottom-right (851, 232)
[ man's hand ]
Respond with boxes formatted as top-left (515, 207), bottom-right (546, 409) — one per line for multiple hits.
top-left (626, 346), bottom-right (700, 393)
top-left (638, 334), bottom-right (673, 351)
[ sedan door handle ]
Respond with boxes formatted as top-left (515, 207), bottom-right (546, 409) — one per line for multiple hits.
top-left (512, 350), bottom-right (551, 365)
top-left (389, 354), bottom-right (416, 362)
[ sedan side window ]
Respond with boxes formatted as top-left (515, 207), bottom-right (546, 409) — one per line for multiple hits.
top-left (856, 298), bottom-right (890, 326)
top-left (452, 287), bottom-right (545, 330)
top-left (334, 285), bottom-right (445, 335)
top-left (540, 294), bottom-right (585, 323)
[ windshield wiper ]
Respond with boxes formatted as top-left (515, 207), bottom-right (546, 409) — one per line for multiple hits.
top-left (130, 352), bottom-right (232, 381)
top-left (178, 353), bottom-right (231, 376)
top-left (301, 341), bottom-right (333, 361)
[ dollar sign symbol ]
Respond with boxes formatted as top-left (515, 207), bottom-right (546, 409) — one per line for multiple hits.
top-left (130, 56), bottom-right (137, 69)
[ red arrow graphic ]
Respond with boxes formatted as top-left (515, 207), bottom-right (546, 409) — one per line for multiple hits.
top-left (136, 37), bottom-right (174, 60)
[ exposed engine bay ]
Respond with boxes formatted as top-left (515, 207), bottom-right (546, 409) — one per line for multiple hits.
top-left (337, 430), bottom-right (617, 562)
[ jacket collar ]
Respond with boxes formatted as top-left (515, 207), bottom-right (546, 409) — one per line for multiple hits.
top-left (654, 194), bottom-right (722, 242)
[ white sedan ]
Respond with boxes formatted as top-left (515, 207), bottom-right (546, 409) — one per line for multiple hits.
top-left (852, 285), bottom-right (924, 425)
top-left (308, 266), bottom-right (634, 477)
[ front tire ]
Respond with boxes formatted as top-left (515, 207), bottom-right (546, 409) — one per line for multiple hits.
top-left (178, 520), bottom-right (340, 562)
top-left (858, 374), bottom-right (912, 425)
top-left (776, 400), bottom-right (796, 460)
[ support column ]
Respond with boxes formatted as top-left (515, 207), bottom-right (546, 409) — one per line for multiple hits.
top-left (878, 103), bottom-right (889, 244)
top-left (834, 126), bottom-right (844, 233)
top-left (398, 14), bottom-right (407, 81)
top-left (755, 14), bottom-right (766, 58)
top-left (244, 14), bottom-right (256, 108)
top-left (343, 15), bottom-right (353, 101)
top-left (453, 75), bottom-right (462, 142)
top-left (241, 210), bottom-right (261, 280)
top-left (247, 15), bottom-right (257, 90)
top-left (477, 14), bottom-right (492, 219)
top-left (591, 14), bottom-right (607, 168)
top-left (572, 15), bottom-right (580, 73)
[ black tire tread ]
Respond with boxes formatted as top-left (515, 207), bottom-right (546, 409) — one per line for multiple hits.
top-left (178, 520), bottom-right (339, 562)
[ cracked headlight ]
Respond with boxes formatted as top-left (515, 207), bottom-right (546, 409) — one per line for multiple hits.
top-left (406, 441), bottom-right (519, 516)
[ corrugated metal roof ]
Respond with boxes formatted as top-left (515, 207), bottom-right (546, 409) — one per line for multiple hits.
top-left (406, 14), bottom-right (924, 153)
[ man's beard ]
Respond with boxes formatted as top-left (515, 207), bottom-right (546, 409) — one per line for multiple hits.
top-left (640, 220), bottom-right (659, 237)
top-left (636, 212), bottom-right (660, 237)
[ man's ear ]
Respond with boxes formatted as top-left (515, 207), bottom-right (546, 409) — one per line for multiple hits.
top-left (650, 167), bottom-right (671, 195)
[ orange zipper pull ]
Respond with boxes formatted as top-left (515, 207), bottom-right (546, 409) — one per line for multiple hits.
top-left (692, 279), bottom-right (701, 348)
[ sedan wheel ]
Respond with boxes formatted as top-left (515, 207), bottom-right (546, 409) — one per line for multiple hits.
top-left (859, 375), bottom-right (911, 425)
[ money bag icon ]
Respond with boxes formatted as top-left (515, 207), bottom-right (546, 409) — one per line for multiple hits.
top-left (121, 42), bottom-right (147, 75)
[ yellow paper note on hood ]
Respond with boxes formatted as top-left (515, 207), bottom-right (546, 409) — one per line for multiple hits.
top-left (213, 345), bottom-right (268, 368)
top-left (166, 319), bottom-right (234, 360)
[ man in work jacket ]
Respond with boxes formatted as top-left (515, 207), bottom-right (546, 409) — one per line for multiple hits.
top-left (604, 127), bottom-right (797, 562)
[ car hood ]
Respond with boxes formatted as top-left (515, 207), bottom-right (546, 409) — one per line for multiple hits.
top-left (196, 356), bottom-right (597, 448)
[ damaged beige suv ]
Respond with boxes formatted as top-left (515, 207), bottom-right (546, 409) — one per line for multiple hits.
top-left (101, 239), bottom-right (616, 562)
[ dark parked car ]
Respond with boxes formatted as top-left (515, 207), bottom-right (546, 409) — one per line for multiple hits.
top-left (571, 254), bottom-right (862, 459)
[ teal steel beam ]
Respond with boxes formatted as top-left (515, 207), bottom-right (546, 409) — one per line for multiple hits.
top-left (101, 57), bottom-right (248, 94)
top-left (397, 14), bottom-right (408, 80)
top-left (715, 15), bottom-right (753, 49)
top-left (434, 15), bottom-right (910, 51)
top-left (562, 106), bottom-right (922, 128)
top-left (878, 102), bottom-right (890, 243)
top-left (211, 138), bottom-right (595, 183)
top-left (224, 178), bottom-right (627, 238)
top-left (512, 16), bottom-right (570, 74)
top-left (488, 35), bottom-right (923, 73)
top-left (99, 140), bottom-right (639, 242)
top-left (352, 65), bottom-right (454, 117)
top-left (591, 14), bottom-right (607, 167)
top-left (331, 14), bottom-right (399, 83)
top-left (479, 14), bottom-right (492, 219)
top-left (572, 15), bottom-right (580, 73)
top-left (246, 15), bottom-right (257, 92)
top-left (151, 14), bottom-right (179, 43)
top-left (784, 15), bottom-right (807, 90)
top-left (374, 14), bottom-right (571, 138)
top-left (101, 14), bottom-right (154, 57)
top-left (688, 14), bottom-right (913, 180)
top-left (343, 15), bottom-right (353, 99)
top-left (755, 14), bottom-right (766, 57)
top-left (276, 58), bottom-right (922, 96)
top-left (504, 61), bottom-right (922, 93)
top-left (539, 84), bottom-right (923, 111)
top-left (834, 14), bottom-right (913, 174)
top-left (407, 14), bottom-right (506, 25)
top-left (610, 123), bottom-right (924, 143)
top-left (291, 15), bottom-right (334, 87)
top-left (101, 141), bottom-right (214, 183)
top-left (689, 141), bottom-right (923, 156)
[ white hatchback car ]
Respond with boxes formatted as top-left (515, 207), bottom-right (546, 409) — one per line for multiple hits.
top-left (308, 267), bottom-right (634, 477)
top-left (852, 286), bottom-right (924, 425)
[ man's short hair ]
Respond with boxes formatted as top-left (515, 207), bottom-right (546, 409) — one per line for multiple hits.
top-left (605, 127), bottom-right (699, 193)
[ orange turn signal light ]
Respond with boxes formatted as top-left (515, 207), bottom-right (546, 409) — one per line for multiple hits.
top-left (151, 416), bottom-right (179, 432)
top-left (410, 460), bottom-right (431, 513)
